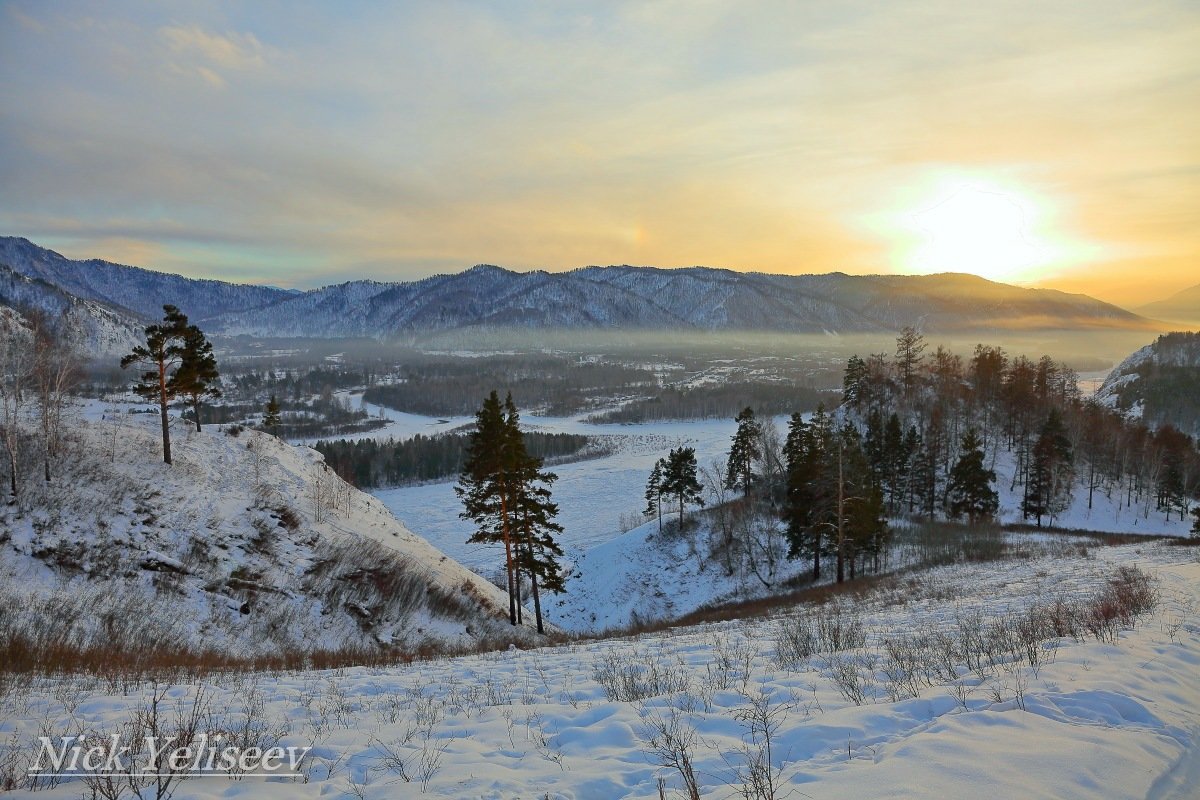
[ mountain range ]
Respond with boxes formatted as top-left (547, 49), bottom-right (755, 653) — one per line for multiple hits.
top-left (0, 235), bottom-right (1164, 353)
top-left (1138, 283), bottom-right (1200, 324)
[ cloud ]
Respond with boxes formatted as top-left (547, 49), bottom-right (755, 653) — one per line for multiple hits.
top-left (159, 23), bottom-right (269, 87)
top-left (0, 2), bottom-right (1196, 302)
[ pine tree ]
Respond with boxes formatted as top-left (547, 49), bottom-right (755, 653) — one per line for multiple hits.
top-left (784, 407), bottom-right (834, 581)
top-left (121, 305), bottom-right (189, 464)
top-left (1023, 409), bottom-right (1074, 527)
top-left (661, 446), bottom-right (704, 528)
top-left (644, 457), bottom-right (666, 531)
top-left (895, 326), bottom-right (927, 399)
top-left (506, 393), bottom-right (565, 634)
top-left (172, 322), bottom-right (221, 432)
top-left (725, 406), bottom-right (762, 497)
top-left (264, 394), bottom-right (282, 435)
top-left (842, 354), bottom-right (868, 407)
top-left (456, 390), bottom-right (521, 625)
top-left (945, 429), bottom-right (999, 524)
top-left (1191, 505), bottom-right (1200, 539)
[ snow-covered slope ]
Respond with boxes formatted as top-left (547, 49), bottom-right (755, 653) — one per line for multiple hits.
top-left (0, 236), bottom-right (294, 322)
top-left (0, 408), bottom-right (533, 655)
top-left (214, 265), bottom-right (1155, 338)
top-left (0, 263), bottom-right (143, 355)
top-left (1097, 332), bottom-right (1200, 435)
top-left (2, 540), bottom-right (1196, 798)
top-left (3, 236), bottom-right (1156, 340)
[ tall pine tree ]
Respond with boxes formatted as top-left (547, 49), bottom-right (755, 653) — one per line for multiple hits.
top-left (456, 391), bottom-right (521, 625)
top-left (120, 305), bottom-right (189, 464)
top-left (661, 446), bottom-right (704, 528)
top-left (725, 406), bottom-right (762, 497)
top-left (172, 321), bottom-right (221, 432)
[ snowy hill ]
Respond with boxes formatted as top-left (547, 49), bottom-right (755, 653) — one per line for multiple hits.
top-left (0, 263), bottom-right (143, 355)
top-left (1097, 332), bottom-right (1200, 436)
top-left (0, 408), bottom-right (535, 657)
top-left (0, 236), bottom-right (294, 323)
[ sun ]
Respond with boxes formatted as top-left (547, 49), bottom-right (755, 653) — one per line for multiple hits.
top-left (904, 182), bottom-right (1052, 283)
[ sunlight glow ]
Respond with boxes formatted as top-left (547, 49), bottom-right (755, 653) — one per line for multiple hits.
top-left (907, 183), bottom-right (1050, 283)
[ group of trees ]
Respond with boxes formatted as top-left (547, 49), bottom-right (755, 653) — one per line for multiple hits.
top-left (366, 357), bottom-right (655, 418)
top-left (842, 326), bottom-right (1200, 528)
top-left (317, 430), bottom-right (592, 489)
top-left (0, 310), bottom-right (80, 504)
top-left (644, 447), bottom-right (706, 530)
top-left (456, 391), bottom-right (566, 633)
top-left (782, 407), bottom-right (887, 583)
top-left (121, 305), bottom-right (221, 464)
top-left (635, 325), bottom-right (1200, 592)
top-left (589, 382), bottom-right (835, 424)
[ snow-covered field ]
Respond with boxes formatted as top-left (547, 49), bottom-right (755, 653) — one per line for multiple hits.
top-left (371, 414), bottom-right (746, 573)
top-left (2, 540), bottom-right (1197, 799)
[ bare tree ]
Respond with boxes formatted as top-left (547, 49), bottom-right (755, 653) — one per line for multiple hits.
top-left (29, 314), bottom-right (79, 483)
top-left (0, 315), bottom-right (34, 504)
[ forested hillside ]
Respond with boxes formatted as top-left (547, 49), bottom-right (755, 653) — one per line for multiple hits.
top-left (1098, 331), bottom-right (1200, 437)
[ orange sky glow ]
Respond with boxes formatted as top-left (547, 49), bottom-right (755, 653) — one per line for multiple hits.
top-left (1, 1), bottom-right (1196, 308)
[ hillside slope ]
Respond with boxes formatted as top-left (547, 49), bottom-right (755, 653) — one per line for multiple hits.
top-left (0, 408), bottom-right (533, 657)
top-left (0, 263), bottom-right (143, 355)
top-left (0, 236), bottom-right (294, 322)
top-left (1097, 332), bottom-right (1200, 436)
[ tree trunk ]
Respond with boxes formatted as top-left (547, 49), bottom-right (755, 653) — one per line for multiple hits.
top-left (530, 564), bottom-right (544, 634)
top-left (5, 447), bottom-right (15, 505)
top-left (193, 397), bottom-right (202, 432)
top-left (500, 492), bottom-right (516, 626)
top-left (158, 360), bottom-right (172, 464)
top-left (836, 442), bottom-right (845, 584)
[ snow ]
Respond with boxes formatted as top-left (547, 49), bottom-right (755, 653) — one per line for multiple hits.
top-left (0, 407), bottom-right (531, 653)
top-left (371, 415), bottom-right (743, 574)
top-left (290, 391), bottom-right (473, 446)
top-left (2, 540), bottom-right (1198, 799)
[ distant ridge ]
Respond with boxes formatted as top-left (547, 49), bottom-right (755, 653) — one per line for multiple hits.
top-left (1138, 283), bottom-right (1200, 325)
top-left (0, 236), bottom-right (1161, 346)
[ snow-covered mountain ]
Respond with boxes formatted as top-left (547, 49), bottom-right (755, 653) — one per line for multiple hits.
top-left (1, 236), bottom-right (1156, 342)
top-left (1097, 331), bottom-right (1200, 435)
top-left (0, 408), bottom-right (535, 656)
top-left (0, 263), bottom-right (143, 355)
top-left (213, 265), bottom-right (1153, 338)
top-left (0, 236), bottom-right (294, 322)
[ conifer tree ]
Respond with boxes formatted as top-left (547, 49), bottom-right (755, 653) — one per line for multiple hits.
top-left (644, 457), bottom-right (666, 531)
top-left (946, 428), bottom-right (999, 524)
top-left (504, 394), bottom-right (564, 633)
top-left (842, 354), bottom-right (868, 407)
top-left (1023, 408), bottom-right (1074, 527)
top-left (661, 446), bottom-right (704, 528)
top-left (1191, 506), bottom-right (1200, 539)
top-left (895, 326), bottom-right (927, 399)
top-left (725, 406), bottom-right (762, 497)
top-left (172, 322), bottom-right (221, 432)
top-left (121, 305), bottom-right (189, 464)
top-left (457, 390), bottom-right (520, 625)
top-left (264, 394), bottom-right (282, 435)
top-left (783, 407), bottom-right (835, 580)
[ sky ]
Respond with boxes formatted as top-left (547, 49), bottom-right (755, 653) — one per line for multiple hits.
top-left (0, 1), bottom-right (1197, 306)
